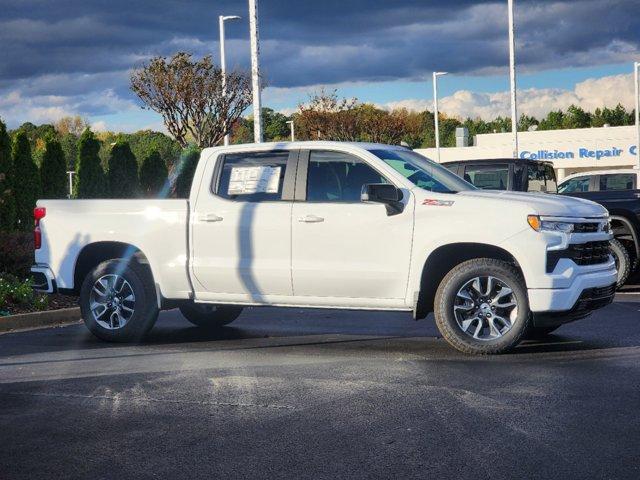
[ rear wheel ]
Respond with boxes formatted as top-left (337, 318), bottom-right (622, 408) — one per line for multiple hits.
top-left (610, 238), bottom-right (631, 289)
top-left (434, 258), bottom-right (530, 355)
top-left (80, 259), bottom-right (159, 342)
top-left (179, 303), bottom-right (243, 328)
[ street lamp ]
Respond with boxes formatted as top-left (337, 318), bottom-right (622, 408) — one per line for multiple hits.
top-left (634, 61), bottom-right (640, 170)
top-left (286, 120), bottom-right (295, 142)
top-left (508, 0), bottom-right (519, 159)
top-left (432, 71), bottom-right (448, 163)
top-left (219, 14), bottom-right (241, 146)
top-left (248, 0), bottom-right (263, 143)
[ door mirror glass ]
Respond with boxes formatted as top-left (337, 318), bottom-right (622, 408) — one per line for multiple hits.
top-left (361, 183), bottom-right (404, 215)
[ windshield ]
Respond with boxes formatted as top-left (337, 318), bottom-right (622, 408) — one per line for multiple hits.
top-left (368, 149), bottom-right (476, 193)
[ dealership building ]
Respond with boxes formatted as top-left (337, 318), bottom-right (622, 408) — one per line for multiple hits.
top-left (417, 125), bottom-right (639, 181)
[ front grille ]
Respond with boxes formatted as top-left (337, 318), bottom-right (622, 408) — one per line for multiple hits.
top-left (573, 223), bottom-right (600, 233)
top-left (546, 240), bottom-right (611, 273)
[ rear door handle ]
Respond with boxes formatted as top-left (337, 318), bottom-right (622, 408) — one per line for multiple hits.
top-left (200, 213), bottom-right (224, 223)
top-left (298, 215), bottom-right (324, 223)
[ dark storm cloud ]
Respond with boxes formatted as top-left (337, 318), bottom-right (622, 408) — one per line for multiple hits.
top-left (0, 0), bottom-right (638, 122)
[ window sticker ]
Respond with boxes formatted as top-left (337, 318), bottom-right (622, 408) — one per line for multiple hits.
top-left (227, 166), bottom-right (281, 195)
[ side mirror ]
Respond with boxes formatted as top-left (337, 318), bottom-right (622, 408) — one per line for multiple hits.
top-left (361, 183), bottom-right (405, 216)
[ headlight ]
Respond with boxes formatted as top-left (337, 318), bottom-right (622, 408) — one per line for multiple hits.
top-left (527, 215), bottom-right (574, 233)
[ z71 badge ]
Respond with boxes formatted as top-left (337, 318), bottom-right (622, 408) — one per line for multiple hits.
top-left (423, 199), bottom-right (455, 206)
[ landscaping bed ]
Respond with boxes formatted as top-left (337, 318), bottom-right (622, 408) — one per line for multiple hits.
top-left (0, 274), bottom-right (78, 317)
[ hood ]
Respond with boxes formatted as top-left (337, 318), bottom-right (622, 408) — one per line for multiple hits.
top-left (455, 190), bottom-right (608, 218)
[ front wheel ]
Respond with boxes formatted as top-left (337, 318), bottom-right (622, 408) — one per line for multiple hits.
top-left (179, 303), bottom-right (243, 328)
top-left (434, 258), bottom-right (530, 355)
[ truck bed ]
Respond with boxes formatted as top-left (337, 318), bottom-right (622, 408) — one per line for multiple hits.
top-left (34, 199), bottom-right (192, 300)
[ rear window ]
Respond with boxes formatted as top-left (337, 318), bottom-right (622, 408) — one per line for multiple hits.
top-left (463, 165), bottom-right (509, 190)
top-left (599, 174), bottom-right (636, 191)
top-left (527, 164), bottom-right (557, 193)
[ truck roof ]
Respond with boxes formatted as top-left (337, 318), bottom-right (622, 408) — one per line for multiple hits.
top-left (441, 158), bottom-right (554, 167)
top-left (201, 141), bottom-right (408, 154)
top-left (560, 169), bottom-right (640, 183)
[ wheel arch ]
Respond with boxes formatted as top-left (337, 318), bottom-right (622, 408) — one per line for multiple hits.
top-left (415, 243), bottom-right (523, 319)
top-left (610, 215), bottom-right (640, 258)
top-left (71, 241), bottom-right (155, 296)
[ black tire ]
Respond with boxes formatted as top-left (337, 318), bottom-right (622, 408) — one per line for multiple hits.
top-left (434, 258), bottom-right (530, 355)
top-left (525, 325), bottom-right (560, 339)
top-left (80, 259), bottom-right (159, 342)
top-left (610, 238), bottom-right (631, 289)
top-left (179, 303), bottom-right (243, 328)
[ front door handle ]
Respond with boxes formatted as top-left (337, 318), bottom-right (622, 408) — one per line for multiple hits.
top-left (200, 213), bottom-right (224, 223)
top-left (298, 215), bottom-right (324, 223)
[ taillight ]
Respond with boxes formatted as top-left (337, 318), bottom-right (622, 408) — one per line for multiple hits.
top-left (34, 207), bottom-right (46, 250)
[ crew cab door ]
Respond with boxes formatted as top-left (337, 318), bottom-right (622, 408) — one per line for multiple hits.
top-left (291, 149), bottom-right (414, 308)
top-left (191, 149), bottom-right (297, 303)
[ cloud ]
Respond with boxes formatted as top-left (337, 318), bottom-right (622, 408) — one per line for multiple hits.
top-left (0, 0), bottom-right (638, 128)
top-left (381, 73), bottom-right (636, 120)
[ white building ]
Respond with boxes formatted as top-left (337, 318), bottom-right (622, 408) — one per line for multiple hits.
top-left (417, 125), bottom-right (639, 181)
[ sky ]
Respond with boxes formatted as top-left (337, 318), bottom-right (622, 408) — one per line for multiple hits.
top-left (0, 0), bottom-right (638, 132)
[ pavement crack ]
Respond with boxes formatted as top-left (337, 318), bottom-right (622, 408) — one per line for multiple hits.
top-left (8, 391), bottom-right (296, 410)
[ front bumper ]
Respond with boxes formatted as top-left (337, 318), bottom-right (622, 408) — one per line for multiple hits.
top-left (31, 264), bottom-right (57, 294)
top-left (532, 283), bottom-right (616, 327)
top-left (528, 259), bottom-right (617, 313)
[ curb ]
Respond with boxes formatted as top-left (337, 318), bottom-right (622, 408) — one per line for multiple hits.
top-left (0, 307), bottom-right (82, 334)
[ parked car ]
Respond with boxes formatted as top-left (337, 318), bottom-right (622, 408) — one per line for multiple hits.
top-left (442, 158), bottom-right (558, 193)
top-left (32, 142), bottom-right (616, 354)
top-left (559, 169), bottom-right (640, 287)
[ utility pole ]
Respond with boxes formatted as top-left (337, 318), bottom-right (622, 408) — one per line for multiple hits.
top-left (432, 71), bottom-right (447, 163)
top-left (219, 15), bottom-right (241, 146)
top-left (508, 0), bottom-right (519, 159)
top-left (248, 0), bottom-right (263, 143)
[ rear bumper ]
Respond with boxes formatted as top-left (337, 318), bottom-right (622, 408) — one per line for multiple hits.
top-left (31, 265), bottom-right (57, 294)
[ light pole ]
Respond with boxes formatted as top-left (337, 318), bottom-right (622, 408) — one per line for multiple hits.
top-left (66, 171), bottom-right (75, 198)
top-left (219, 14), bottom-right (241, 146)
top-left (508, 0), bottom-right (519, 159)
top-left (248, 0), bottom-right (263, 143)
top-left (286, 120), bottom-right (295, 142)
top-left (432, 71), bottom-right (448, 163)
top-left (634, 61), bottom-right (640, 170)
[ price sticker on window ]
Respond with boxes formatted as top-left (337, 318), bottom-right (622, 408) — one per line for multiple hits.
top-left (227, 166), bottom-right (281, 195)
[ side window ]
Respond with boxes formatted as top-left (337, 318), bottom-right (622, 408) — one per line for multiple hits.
top-left (599, 174), bottom-right (636, 191)
top-left (463, 165), bottom-right (509, 190)
top-left (544, 164), bottom-right (558, 193)
top-left (306, 150), bottom-right (388, 202)
top-left (216, 151), bottom-right (289, 202)
top-left (558, 176), bottom-right (590, 193)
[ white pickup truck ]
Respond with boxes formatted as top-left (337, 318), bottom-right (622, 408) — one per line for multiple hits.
top-left (32, 142), bottom-right (617, 354)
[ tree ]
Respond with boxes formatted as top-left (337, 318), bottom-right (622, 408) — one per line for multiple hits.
top-left (60, 132), bottom-right (78, 171)
top-left (538, 110), bottom-right (564, 130)
top-left (108, 142), bottom-right (139, 198)
top-left (173, 147), bottom-right (201, 198)
top-left (12, 131), bottom-right (41, 231)
top-left (54, 116), bottom-right (89, 136)
top-left (76, 129), bottom-right (106, 198)
top-left (563, 105), bottom-right (591, 129)
top-left (40, 136), bottom-right (68, 198)
top-left (0, 119), bottom-right (15, 231)
top-left (139, 150), bottom-right (168, 197)
top-left (130, 52), bottom-right (252, 148)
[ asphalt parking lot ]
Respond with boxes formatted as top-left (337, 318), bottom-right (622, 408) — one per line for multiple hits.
top-left (1, 291), bottom-right (639, 479)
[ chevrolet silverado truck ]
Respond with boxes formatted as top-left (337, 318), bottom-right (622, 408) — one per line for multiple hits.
top-left (31, 142), bottom-right (617, 354)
